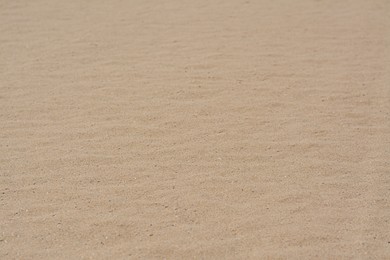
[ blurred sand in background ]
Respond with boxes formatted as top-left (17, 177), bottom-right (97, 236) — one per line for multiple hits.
top-left (1, 0), bottom-right (389, 258)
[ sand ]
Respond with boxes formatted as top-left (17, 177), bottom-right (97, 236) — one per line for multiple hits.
top-left (1, 0), bottom-right (389, 258)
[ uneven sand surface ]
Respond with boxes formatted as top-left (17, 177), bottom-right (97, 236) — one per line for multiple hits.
top-left (1, 0), bottom-right (389, 258)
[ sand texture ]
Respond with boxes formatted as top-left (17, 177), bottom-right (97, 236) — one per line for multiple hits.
top-left (1, 0), bottom-right (390, 258)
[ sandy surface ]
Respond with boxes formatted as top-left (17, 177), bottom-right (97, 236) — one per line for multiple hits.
top-left (1, 0), bottom-right (389, 258)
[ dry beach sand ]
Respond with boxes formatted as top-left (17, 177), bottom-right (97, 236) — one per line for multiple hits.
top-left (1, 0), bottom-right (390, 258)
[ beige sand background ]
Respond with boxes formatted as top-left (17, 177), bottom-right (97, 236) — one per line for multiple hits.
top-left (1, 0), bottom-right (389, 258)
